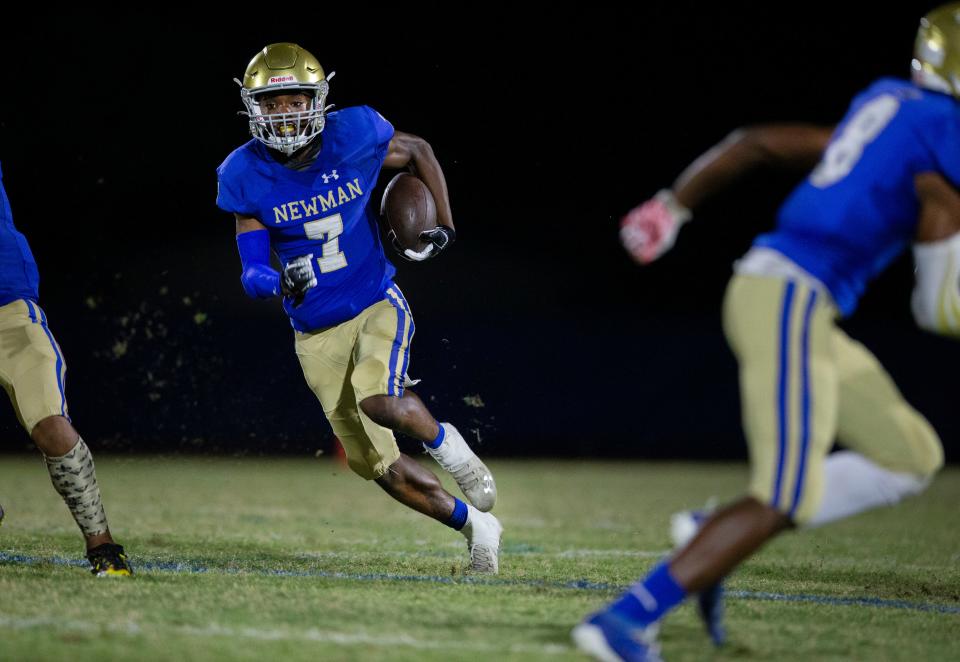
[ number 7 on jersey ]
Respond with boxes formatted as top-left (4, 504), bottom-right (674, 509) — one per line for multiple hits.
top-left (303, 213), bottom-right (348, 273)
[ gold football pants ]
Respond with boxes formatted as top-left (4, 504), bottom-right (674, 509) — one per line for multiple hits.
top-left (295, 287), bottom-right (414, 480)
top-left (723, 275), bottom-right (942, 524)
top-left (0, 299), bottom-right (69, 433)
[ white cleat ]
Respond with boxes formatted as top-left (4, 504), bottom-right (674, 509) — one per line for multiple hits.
top-left (572, 615), bottom-right (663, 662)
top-left (425, 423), bottom-right (497, 512)
top-left (462, 506), bottom-right (502, 574)
top-left (571, 622), bottom-right (624, 662)
top-left (670, 510), bottom-right (700, 549)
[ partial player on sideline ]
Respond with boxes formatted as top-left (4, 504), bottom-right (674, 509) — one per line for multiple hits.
top-left (0, 162), bottom-right (131, 577)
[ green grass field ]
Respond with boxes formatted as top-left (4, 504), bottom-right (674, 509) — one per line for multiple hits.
top-left (0, 456), bottom-right (958, 661)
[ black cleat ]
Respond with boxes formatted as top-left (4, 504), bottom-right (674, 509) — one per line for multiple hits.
top-left (86, 543), bottom-right (133, 577)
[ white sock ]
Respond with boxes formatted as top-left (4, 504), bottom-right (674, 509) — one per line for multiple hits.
top-left (807, 451), bottom-right (929, 528)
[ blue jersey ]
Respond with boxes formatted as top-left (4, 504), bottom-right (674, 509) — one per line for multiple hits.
top-left (755, 78), bottom-right (960, 315)
top-left (0, 162), bottom-right (40, 306)
top-left (217, 106), bottom-right (396, 331)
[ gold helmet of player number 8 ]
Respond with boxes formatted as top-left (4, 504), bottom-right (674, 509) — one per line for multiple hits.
top-left (912, 3), bottom-right (960, 97)
top-left (237, 43), bottom-right (334, 155)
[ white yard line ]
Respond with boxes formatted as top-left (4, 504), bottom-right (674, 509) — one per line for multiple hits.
top-left (295, 548), bottom-right (668, 559)
top-left (0, 614), bottom-right (572, 655)
top-left (555, 549), bottom-right (667, 558)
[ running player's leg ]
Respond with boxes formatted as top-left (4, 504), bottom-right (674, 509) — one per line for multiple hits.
top-left (1, 300), bottom-right (130, 575)
top-left (32, 415), bottom-right (109, 547)
top-left (354, 286), bottom-right (496, 511)
top-left (807, 329), bottom-right (943, 527)
top-left (369, 451), bottom-right (500, 573)
top-left (306, 359), bottom-right (442, 521)
top-left (295, 320), bottom-right (398, 479)
top-left (673, 276), bottom-right (838, 584)
top-left (295, 307), bottom-right (501, 572)
top-left (359, 391), bottom-right (496, 512)
top-left (575, 276), bottom-right (838, 658)
top-left (343, 293), bottom-right (500, 571)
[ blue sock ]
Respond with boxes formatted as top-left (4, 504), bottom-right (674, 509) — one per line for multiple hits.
top-left (445, 498), bottom-right (468, 530)
top-left (607, 561), bottom-right (687, 626)
top-left (424, 424), bottom-right (445, 450)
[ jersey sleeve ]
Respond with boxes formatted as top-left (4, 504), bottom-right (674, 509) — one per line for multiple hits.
top-left (216, 149), bottom-right (258, 216)
top-left (363, 106), bottom-right (395, 155)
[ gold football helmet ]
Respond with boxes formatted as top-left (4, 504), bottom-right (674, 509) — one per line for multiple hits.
top-left (912, 3), bottom-right (960, 97)
top-left (237, 43), bottom-right (334, 155)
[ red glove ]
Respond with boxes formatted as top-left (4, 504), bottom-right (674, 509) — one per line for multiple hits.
top-left (620, 189), bottom-right (692, 264)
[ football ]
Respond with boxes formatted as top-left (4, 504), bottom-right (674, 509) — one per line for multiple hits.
top-left (380, 172), bottom-right (437, 254)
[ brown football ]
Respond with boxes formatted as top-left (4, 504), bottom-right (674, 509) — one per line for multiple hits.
top-left (380, 173), bottom-right (437, 253)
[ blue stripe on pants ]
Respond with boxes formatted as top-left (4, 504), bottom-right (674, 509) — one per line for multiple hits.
top-left (392, 288), bottom-right (415, 389)
top-left (34, 306), bottom-right (67, 418)
top-left (772, 281), bottom-right (796, 509)
top-left (385, 289), bottom-right (409, 397)
top-left (790, 289), bottom-right (818, 517)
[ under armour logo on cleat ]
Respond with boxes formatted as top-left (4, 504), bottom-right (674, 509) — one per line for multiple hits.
top-left (321, 170), bottom-right (340, 184)
top-left (482, 475), bottom-right (493, 493)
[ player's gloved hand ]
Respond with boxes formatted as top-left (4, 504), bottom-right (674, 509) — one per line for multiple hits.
top-left (282, 254), bottom-right (317, 307)
top-left (403, 226), bottom-right (456, 262)
top-left (620, 189), bottom-right (692, 264)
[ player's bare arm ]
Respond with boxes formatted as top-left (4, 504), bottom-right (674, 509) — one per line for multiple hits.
top-left (622, 124), bottom-right (834, 264)
top-left (383, 131), bottom-right (455, 232)
top-left (235, 213), bottom-right (267, 235)
top-left (672, 124), bottom-right (834, 210)
top-left (912, 172), bottom-right (960, 337)
top-left (914, 171), bottom-right (960, 242)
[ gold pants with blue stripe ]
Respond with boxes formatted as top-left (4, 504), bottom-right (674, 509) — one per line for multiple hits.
top-left (294, 287), bottom-right (414, 480)
top-left (724, 275), bottom-right (943, 524)
top-left (0, 299), bottom-right (69, 433)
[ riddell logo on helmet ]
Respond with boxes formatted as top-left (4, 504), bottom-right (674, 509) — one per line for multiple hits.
top-left (270, 75), bottom-right (297, 84)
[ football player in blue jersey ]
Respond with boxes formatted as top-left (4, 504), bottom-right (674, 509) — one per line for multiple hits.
top-left (0, 163), bottom-right (131, 576)
top-left (574, 4), bottom-right (960, 660)
top-left (217, 43), bottom-right (502, 573)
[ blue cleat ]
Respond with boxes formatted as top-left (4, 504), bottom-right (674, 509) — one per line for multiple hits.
top-left (670, 509), bottom-right (726, 646)
top-left (696, 580), bottom-right (726, 646)
top-left (572, 610), bottom-right (663, 662)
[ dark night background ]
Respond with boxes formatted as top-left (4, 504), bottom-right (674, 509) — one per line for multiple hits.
top-left (0, 4), bottom-right (956, 462)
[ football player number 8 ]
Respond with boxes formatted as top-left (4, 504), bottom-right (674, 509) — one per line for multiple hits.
top-left (810, 94), bottom-right (900, 188)
top-left (303, 214), bottom-right (348, 273)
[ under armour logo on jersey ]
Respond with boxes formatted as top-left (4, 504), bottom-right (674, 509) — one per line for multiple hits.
top-left (321, 170), bottom-right (340, 184)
